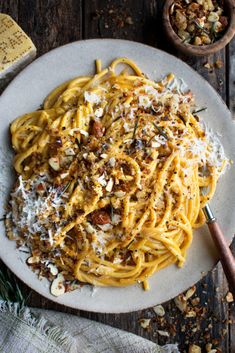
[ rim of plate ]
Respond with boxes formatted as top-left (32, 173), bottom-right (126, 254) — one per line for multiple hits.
top-left (0, 38), bottom-right (229, 112)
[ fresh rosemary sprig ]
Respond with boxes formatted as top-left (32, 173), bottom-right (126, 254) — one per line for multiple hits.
top-left (113, 115), bottom-right (122, 123)
top-left (127, 239), bottom-right (135, 249)
top-left (132, 115), bottom-right (140, 140)
top-left (193, 20), bottom-right (210, 35)
top-left (58, 182), bottom-right (71, 197)
top-left (152, 122), bottom-right (169, 140)
top-left (0, 267), bottom-right (24, 306)
top-left (63, 181), bottom-right (71, 193)
top-left (75, 137), bottom-right (81, 147)
top-left (192, 107), bottom-right (207, 115)
top-left (129, 116), bottom-right (141, 153)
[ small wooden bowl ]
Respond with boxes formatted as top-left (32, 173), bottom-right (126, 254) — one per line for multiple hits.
top-left (163, 0), bottom-right (235, 56)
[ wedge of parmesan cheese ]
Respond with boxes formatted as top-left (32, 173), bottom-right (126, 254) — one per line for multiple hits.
top-left (0, 14), bottom-right (36, 89)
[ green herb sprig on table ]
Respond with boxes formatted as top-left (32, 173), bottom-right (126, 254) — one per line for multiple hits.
top-left (0, 267), bottom-right (25, 306)
top-left (152, 122), bottom-right (169, 140)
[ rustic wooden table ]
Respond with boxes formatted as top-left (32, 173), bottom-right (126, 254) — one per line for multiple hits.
top-left (0, 1), bottom-right (234, 352)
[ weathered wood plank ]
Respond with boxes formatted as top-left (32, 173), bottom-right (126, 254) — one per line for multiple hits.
top-left (83, 0), bottom-right (159, 45)
top-left (0, 0), bottom-right (18, 22)
top-left (227, 37), bottom-right (235, 118)
top-left (18, 0), bottom-right (82, 55)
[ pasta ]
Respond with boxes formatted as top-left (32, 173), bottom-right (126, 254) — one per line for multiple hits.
top-left (6, 58), bottom-right (227, 295)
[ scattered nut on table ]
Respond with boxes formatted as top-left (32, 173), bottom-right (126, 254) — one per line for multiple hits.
top-left (153, 304), bottom-right (165, 317)
top-left (139, 318), bottom-right (151, 329)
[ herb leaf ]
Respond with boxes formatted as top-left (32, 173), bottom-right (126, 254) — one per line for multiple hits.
top-left (58, 182), bottom-right (71, 197)
top-left (152, 122), bottom-right (169, 140)
top-left (192, 107), bottom-right (207, 115)
top-left (0, 267), bottom-right (25, 306)
top-left (193, 20), bottom-right (210, 35)
top-left (132, 115), bottom-right (140, 140)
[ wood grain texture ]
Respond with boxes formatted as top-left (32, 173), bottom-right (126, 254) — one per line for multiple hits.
top-left (0, 1), bottom-right (234, 352)
top-left (227, 39), bottom-right (235, 118)
top-left (18, 0), bottom-right (82, 54)
top-left (0, 0), bottom-right (18, 22)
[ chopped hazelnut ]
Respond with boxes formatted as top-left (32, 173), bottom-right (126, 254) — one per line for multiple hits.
top-left (194, 36), bottom-right (202, 46)
top-left (214, 60), bottom-right (223, 69)
top-left (204, 62), bottom-right (212, 69)
top-left (201, 35), bottom-right (211, 45)
top-left (189, 344), bottom-right (201, 353)
top-left (139, 318), bottom-right (151, 329)
top-left (225, 291), bottom-right (234, 303)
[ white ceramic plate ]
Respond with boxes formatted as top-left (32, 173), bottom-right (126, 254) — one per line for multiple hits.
top-left (0, 39), bottom-right (235, 313)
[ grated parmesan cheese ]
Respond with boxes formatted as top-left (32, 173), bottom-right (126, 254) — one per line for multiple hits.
top-left (98, 223), bottom-right (113, 231)
top-left (112, 214), bottom-right (121, 225)
top-left (128, 108), bottom-right (137, 119)
top-left (204, 125), bottom-right (228, 168)
top-left (91, 230), bottom-right (109, 254)
top-left (144, 85), bottom-right (159, 97)
top-left (138, 96), bottom-right (151, 109)
top-left (151, 141), bottom-right (160, 148)
top-left (109, 157), bottom-right (116, 167)
top-left (94, 107), bottom-right (103, 118)
top-left (84, 91), bottom-right (100, 104)
top-left (153, 135), bottom-right (167, 145)
top-left (48, 229), bottom-right (54, 246)
top-left (9, 175), bottom-right (66, 244)
top-left (178, 120), bottom-right (228, 170)
top-left (123, 122), bottom-right (131, 132)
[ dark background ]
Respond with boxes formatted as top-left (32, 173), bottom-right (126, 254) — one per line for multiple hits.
top-left (0, 1), bottom-right (234, 352)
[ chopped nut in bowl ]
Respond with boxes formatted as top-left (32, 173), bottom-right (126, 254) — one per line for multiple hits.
top-left (163, 0), bottom-right (235, 56)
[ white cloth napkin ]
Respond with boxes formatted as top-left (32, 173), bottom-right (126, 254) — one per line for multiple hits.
top-left (0, 301), bottom-right (180, 353)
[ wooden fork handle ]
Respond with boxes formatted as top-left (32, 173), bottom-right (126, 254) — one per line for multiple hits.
top-left (208, 221), bottom-right (235, 297)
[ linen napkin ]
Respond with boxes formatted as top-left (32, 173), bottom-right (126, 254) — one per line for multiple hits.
top-left (0, 300), bottom-right (180, 353)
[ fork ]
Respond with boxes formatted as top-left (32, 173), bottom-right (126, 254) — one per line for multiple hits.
top-left (203, 203), bottom-right (235, 296)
